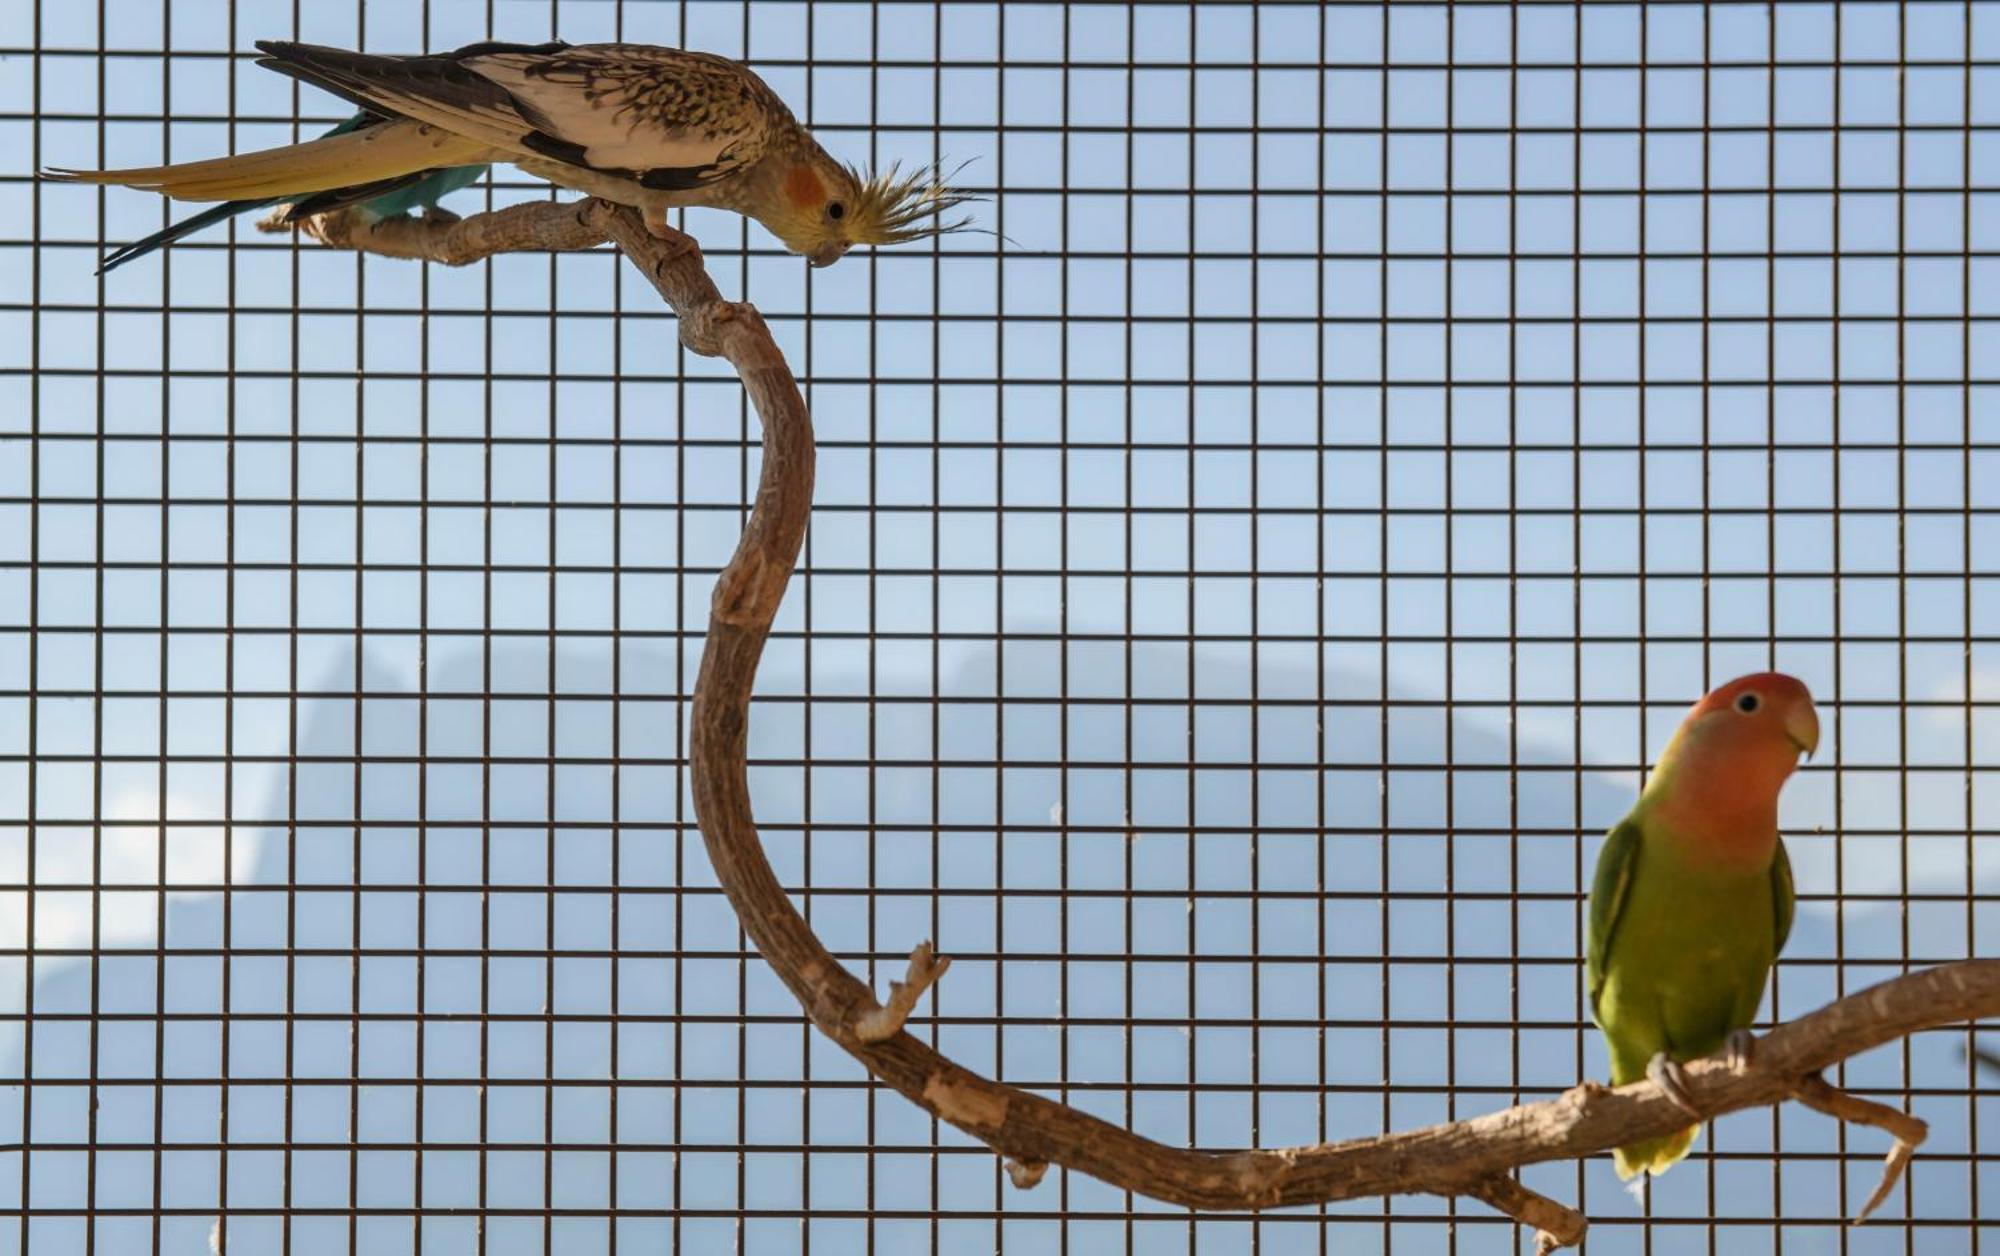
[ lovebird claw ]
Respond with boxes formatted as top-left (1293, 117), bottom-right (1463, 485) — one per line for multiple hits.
top-left (1726, 1029), bottom-right (1757, 1073)
top-left (1646, 1051), bottom-right (1704, 1120)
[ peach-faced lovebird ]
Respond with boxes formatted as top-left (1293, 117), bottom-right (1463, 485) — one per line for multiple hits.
top-left (49, 38), bottom-right (973, 269)
top-left (1586, 672), bottom-right (1818, 1179)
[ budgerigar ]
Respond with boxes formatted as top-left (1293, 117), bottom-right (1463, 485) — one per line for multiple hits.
top-left (1587, 672), bottom-right (1818, 1179)
top-left (51, 38), bottom-right (973, 268)
top-left (96, 111), bottom-right (489, 274)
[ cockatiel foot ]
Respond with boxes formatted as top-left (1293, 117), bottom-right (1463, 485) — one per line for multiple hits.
top-left (1646, 1051), bottom-right (1704, 1120)
top-left (1725, 1029), bottom-right (1757, 1074)
top-left (644, 213), bottom-right (700, 255)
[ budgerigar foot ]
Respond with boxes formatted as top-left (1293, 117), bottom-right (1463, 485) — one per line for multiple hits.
top-left (1725, 1029), bottom-right (1757, 1073)
top-left (422, 206), bottom-right (462, 225)
top-left (1645, 1051), bottom-right (1704, 1120)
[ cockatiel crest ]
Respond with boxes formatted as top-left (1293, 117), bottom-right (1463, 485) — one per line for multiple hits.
top-left (49, 39), bottom-right (977, 269)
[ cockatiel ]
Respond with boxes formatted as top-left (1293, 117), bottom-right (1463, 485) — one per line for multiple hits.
top-left (50, 38), bottom-right (972, 268)
top-left (95, 111), bottom-right (489, 274)
top-left (1587, 672), bottom-right (1818, 1180)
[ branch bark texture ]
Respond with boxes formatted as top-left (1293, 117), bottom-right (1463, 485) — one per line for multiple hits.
top-left (299, 197), bottom-right (2000, 1249)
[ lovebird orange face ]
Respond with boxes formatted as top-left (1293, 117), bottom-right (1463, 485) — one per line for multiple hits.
top-left (1683, 671), bottom-right (1820, 764)
top-left (1646, 671), bottom-right (1820, 853)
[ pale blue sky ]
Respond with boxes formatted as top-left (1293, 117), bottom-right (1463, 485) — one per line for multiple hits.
top-left (4, 2), bottom-right (2000, 1253)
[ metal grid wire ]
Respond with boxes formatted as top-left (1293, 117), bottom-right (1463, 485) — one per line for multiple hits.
top-left (2, 0), bottom-right (1997, 1251)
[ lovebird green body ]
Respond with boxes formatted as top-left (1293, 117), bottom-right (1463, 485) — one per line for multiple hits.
top-left (1586, 672), bottom-right (1817, 1179)
top-left (97, 111), bottom-right (489, 274)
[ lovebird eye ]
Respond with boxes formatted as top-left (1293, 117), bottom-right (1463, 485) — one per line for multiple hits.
top-left (1735, 692), bottom-right (1761, 713)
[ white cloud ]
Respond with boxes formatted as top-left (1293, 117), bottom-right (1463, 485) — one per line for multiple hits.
top-left (13, 778), bottom-right (266, 953)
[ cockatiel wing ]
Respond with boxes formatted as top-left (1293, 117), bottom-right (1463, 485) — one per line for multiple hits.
top-left (469, 47), bottom-right (781, 185)
top-left (255, 41), bottom-right (778, 191)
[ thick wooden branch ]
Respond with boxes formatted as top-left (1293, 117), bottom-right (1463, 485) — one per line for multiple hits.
top-left (289, 199), bottom-right (608, 263)
top-left (306, 198), bottom-right (2000, 1249)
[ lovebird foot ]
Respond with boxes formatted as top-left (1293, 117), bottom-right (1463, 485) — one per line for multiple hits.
top-left (1726, 1029), bottom-right (1757, 1073)
top-left (1646, 1051), bottom-right (1704, 1120)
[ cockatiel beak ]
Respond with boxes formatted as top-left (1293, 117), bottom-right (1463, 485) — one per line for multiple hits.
top-left (808, 240), bottom-right (851, 268)
top-left (1785, 700), bottom-right (1821, 761)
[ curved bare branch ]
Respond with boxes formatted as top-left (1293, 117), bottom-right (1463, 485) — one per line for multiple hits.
top-left (301, 197), bottom-right (2000, 1250)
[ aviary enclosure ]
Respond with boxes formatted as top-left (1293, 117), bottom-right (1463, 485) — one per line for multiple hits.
top-left (3, 2), bottom-right (1998, 1253)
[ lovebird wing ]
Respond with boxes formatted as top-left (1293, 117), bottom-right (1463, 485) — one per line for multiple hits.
top-left (1585, 816), bottom-right (1642, 1028)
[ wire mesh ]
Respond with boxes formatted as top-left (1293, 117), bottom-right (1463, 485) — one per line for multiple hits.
top-left (2, 0), bottom-right (1997, 1252)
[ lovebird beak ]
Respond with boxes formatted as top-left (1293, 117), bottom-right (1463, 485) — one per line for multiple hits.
top-left (1786, 701), bottom-right (1821, 761)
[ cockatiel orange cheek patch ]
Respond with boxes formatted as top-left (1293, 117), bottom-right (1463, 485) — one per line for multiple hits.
top-left (785, 164), bottom-right (826, 209)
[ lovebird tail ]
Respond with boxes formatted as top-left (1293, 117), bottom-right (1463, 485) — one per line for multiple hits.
top-left (1612, 1124), bottom-right (1698, 1180)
